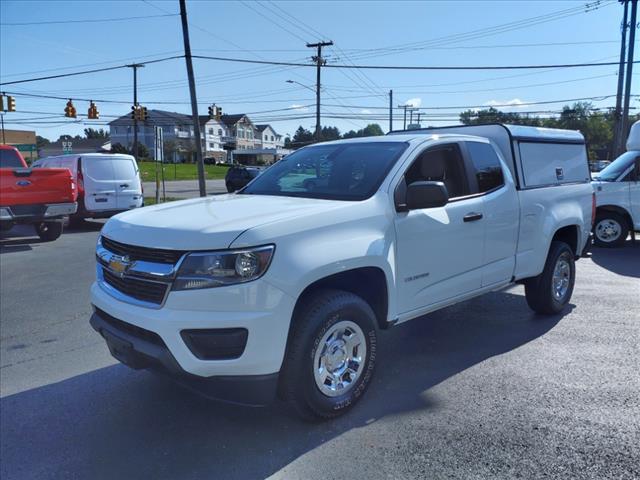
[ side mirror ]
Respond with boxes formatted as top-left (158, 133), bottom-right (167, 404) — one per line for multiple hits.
top-left (405, 181), bottom-right (449, 210)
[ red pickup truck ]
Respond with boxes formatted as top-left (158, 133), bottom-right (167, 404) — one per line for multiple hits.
top-left (0, 145), bottom-right (77, 241)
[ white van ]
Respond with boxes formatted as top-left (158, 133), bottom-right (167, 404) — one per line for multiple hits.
top-left (592, 120), bottom-right (640, 246)
top-left (33, 153), bottom-right (143, 222)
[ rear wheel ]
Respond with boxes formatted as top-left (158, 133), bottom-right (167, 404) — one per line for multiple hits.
top-left (593, 211), bottom-right (628, 247)
top-left (280, 289), bottom-right (377, 420)
top-left (525, 241), bottom-right (575, 315)
top-left (36, 221), bottom-right (63, 241)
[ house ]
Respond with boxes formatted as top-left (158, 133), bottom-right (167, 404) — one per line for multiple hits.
top-left (38, 137), bottom-right (110, 158)
top-left (255, 125), bottom-right (284, 149)
top-left (109, 110), bottom-right (196, 162)
top-left (108, 108), bottom-right (290, 164)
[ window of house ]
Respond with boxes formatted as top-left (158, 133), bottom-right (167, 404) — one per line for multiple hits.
top-left (209, 142), bottom-right (214, 149)
top-left (218, 129), bottom-right (223, 136)
top-left (404, 144), bottom-right (470, 199)
top-left (466, 141), bottom-right (505, 193)
top-left (208, 128), bottom-right (213, 135)
top-left (271, 135), bottom-right (274, 142)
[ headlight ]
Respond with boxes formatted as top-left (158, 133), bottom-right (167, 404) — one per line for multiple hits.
top-left (173, 245), bottom-right (275, 290)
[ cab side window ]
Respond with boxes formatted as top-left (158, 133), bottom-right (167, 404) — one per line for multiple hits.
top-left (466, 142), bottom-right (505, 193)
top-left (404, 144), bottom-right (469, 199)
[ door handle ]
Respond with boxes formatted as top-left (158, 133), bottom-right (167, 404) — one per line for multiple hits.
top-left (120, 183), bottom-right (129, 188)
top-left (463, 212), bottom-right (483, 222)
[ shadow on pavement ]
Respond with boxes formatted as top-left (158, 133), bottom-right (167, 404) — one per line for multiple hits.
top-left (0, 290), bottom-right (567, 480)
top-left (590, 239), bottom-right (640, 278)
top-left (0, 221), bottom-right (104, 253)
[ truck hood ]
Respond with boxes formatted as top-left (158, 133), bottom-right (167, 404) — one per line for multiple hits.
top-left (101, 194), bottom-right (347, 251)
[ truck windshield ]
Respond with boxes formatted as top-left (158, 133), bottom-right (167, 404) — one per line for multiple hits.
top-left (597, 151), bottom-right (637, 181)
top-left (0, 149), bottom-right (24, 168)
top-left (241, 142), bottom-right (408, 200)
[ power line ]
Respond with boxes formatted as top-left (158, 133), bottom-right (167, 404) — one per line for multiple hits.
top-left (191, 55), bottom-right (633, 71)
top-left (0, 13), bottom-right (178, 26)
top-left (0, 56), bottom-right (184, 86)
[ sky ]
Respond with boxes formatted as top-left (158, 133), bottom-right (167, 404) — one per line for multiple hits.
top-left (0, 0), bottom-right (636, 141)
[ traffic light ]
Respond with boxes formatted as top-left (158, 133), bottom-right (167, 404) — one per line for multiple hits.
top-left (208, 105), bottom-right (214, 118)
top-left (7, 95), bottom-right (15, 112)
top-left (87, 101), bottom-right (99, 119)
top-left (0, 95), bottom-right (4, 112)
top-left (215, 106), bottom-right (222, 120)
top-left (64, 100), bottom-right (76, 118)
top-left (139, 106), bottom-right (148, 121)
top-left (131, 105), bottom-right (137, 120)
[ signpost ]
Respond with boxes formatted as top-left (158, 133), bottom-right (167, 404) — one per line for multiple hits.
top-left (154, 127), bottom-right (165, 203)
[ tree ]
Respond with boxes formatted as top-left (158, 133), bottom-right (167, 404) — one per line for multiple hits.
top-left (135, 143), bottom-right (150, 159)
top-left (36, 135), bottom-right (50, 149)
top-left (320, 126), bottom-right (340, 141)
top-left (342, 123), bottom-right (384, 139)
top-left (111, 143), bottom-right (128, 154)
top-left (163, 139), bottom-right (177, 163)
top-left (291, 126), bottom-right (314, 148)
top-left (84, 128), bottom-right (109, 139)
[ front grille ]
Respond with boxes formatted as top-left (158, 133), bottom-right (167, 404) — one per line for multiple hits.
top-left (101, 236), bottom-right (185, 264)
top-left (94, 307), bottom-right (165, 347)
top-left (103, 268), bottom-right (168, 305)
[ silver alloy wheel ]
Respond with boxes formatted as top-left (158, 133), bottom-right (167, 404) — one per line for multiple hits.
top-left (552, 254), bottom-right (571, 301)
top-left (595, 218), bottom-right (622, 243)
top-left (313, 320), bottom-right (367, 397)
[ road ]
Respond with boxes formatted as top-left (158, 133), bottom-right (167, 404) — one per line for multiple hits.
top-left (142, 179), bottom-right (227, 199)
top-left (1, 224), bottom-right (639, 480)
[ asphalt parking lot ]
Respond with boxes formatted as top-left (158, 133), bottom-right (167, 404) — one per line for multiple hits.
top-left (1, 223), bottom-right (638, 480)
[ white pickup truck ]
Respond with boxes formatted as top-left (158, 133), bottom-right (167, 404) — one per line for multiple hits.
top-left (592, 120), bottom-right (640, 247)
top-left (90, 124), bottom-right (593, 419)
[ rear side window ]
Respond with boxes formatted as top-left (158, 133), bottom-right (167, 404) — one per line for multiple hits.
top-left (404, 144), bottom-right (470, 199)
top-left (467, 142), bottom-right (505, 193)
top-left (111, 159), bottom-right (137, 180)
top-left (84, 160), bottom-right (114, 180)
top-left (0, 149), bottom-right (24, 168)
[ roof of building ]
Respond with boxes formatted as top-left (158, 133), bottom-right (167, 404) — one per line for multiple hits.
top-left (109, 109), bottom-right (193, 126)
top-left (220, 114), bottom-right (249, 127)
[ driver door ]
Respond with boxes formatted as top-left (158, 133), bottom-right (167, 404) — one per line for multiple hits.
top-left (394, 143), bottom-right (485, 316)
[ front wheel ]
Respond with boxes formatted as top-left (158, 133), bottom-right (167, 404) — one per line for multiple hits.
top-left (525, 241), bottom-right (575, 315)
top-left (280, 289), bottom-right (378, 420)
top-left (36, 221), bottom-right (63, 241)
top-left (593, 212), bottom-right (628, 247)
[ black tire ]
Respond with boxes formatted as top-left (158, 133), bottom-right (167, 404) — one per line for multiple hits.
top-left (593, 211), bottom-right (629, 248)
top-left (525, 241), bottom-right (575, 315)
top-left (36, 221), bottom-right (63, 241)
top-left (280, 289), bottom-right (378, 421)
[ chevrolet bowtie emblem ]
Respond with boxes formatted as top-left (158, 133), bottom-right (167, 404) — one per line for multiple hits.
top-left (109, 255), bottom-right (131, 276)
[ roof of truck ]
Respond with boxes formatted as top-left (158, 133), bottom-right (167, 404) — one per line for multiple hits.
top-left (388, 123), bottom-right (584, 144)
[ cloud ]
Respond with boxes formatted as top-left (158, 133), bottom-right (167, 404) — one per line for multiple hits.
top-left (403, 97), bottom-right (422, 108)
top-left (484, 98), bottom-right (528, 110)
top-left (289, 104), bottom-right (309, 112)
top-left (360, 109), bottom-right (372, 114)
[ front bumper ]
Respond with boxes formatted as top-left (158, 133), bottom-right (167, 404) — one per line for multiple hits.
top-left (90, 273), bottom-right (296, 404)
top-left (0, 202), bottom-right (77, 222)
top-left (90, 308), bottom-right (279, 406)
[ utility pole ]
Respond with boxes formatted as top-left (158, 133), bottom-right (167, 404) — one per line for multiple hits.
top-left (399, 104), bottom-right (408, 130)
top-left (307, 40), bottom-right (333, 142)
top-left (621, 0), bottom-right (638, 146)
top-left (180, 0), bottom-right (206, 197)
top-left (127, 63), bottom-right (144, 163)
top-left (389, 90), bottom-right (393, 133)
top-left (1, 114), bottom-right (4, 144)
top-left (613, 0), bottom-right (630, 157)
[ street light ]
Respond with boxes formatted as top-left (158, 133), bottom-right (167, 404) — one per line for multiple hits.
top-left (285, 79), bottom-right (316, 93)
